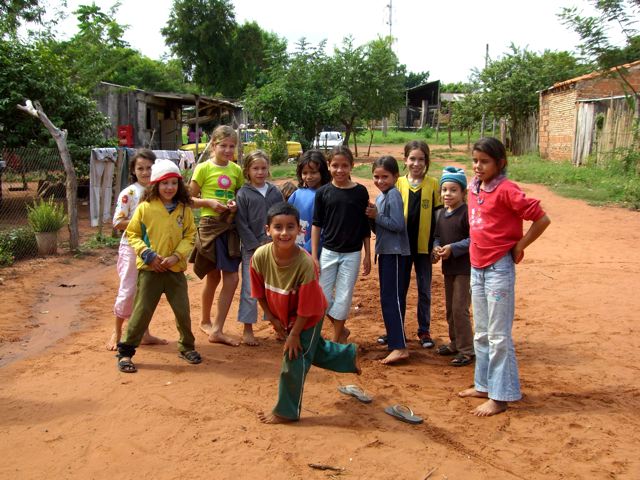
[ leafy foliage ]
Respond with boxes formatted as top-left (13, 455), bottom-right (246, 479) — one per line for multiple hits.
top-left (559, 0), bottom-right (640, 69)
top-left (0, 0), bottom-right (44, 36)
top-left (0, 227), bottom-right (38, 265)
top-left (405, 70), bottom-right (430, 89)
top-left (0, 38), bottom-right (111, 171)
top-left (162, 0), bottom-right (286, 97)
top-left (27, 197), bottom-right (68, 232)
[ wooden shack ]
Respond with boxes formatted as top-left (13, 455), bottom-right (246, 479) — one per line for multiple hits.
top-left (399, 80), bottom-right (440, 129)
top-left (94, 82), bottom-right (244, 149)
top-left (539, 60), bottom-right (640, 164)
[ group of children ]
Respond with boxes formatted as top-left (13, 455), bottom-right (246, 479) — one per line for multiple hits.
top-left (107, 127), bottom-right (550, 419)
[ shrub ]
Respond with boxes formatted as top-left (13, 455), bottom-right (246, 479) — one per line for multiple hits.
top-left (26, 197), bottom-right (67, 232)
top-left (0, 227), bottom-right (38, 266)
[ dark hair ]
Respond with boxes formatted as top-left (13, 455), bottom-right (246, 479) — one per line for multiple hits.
top-left (472, 137), bottom-right (508, 173)
top-left (403, 140), bottom-right (431, 172)
top-left (143, 177), bottom-right (192, 205)
top-left (328, 145), bottom-right (354, 165)
top-left (242, 149), bottom-right (270, 181)
top-left (267, 202), bottom-right (300, 225)
top-left (129, 149), bottom-right (156, 183)
top-left (296, 149), bottom-right (331, 188)
top-left (371, 155), bottom-right (400, 175)
top-left (279, 181), bottom-right (298, 201)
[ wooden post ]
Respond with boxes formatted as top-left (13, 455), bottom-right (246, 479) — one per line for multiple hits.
top-left (17, 100), bottom-right (79, 250)
top-left (195, 95), bottom-right (200, 159)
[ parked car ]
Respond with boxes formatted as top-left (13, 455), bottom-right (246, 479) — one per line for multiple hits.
top-left (180, 128), bottom-right (303, 162)
top-left (313, 131), bottom-right (343, 150)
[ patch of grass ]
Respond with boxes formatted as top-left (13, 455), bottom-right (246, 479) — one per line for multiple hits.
top-left (508, 154), bottom-right (640, 208)
top-left (351, 128), bottom-right (481, 146)
top-left (270, 163), bottom-right (297, 179)
top-left (79, 233), bottom-right (120, 253)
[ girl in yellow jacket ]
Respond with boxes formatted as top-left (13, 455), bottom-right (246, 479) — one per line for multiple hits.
top-left (390, 141), bottom-right (442, 349)
top-left (117, 160), bottom-right (200, 373)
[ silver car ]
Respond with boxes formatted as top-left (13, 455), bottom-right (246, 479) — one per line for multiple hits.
top-left (313, 131), bottom-right (343, 150)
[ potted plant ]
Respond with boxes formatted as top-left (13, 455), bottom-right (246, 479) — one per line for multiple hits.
top-left (27, 197), bottom-right (67, 255)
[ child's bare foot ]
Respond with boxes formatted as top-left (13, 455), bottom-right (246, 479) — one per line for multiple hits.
top-left (141, 332), bottom-right (168, 346)
top-left (199, 322), bottom-right (213, 335)
top-left (208, 332), bottom-right (240, 346)
top-left (338, 327), bottom-right (351, 344)
top-left (106, 331), bottom-right (119, 351)
top-left (242, 330), bottom-right (259, 346)
top-left (258, 411), bottom-right (296, 424)
top-left (458, 388), bottom-right (489, 398)
top-left (472, 399), bottom-right (508, 417)
top-left (380, 349), bottom-right (409, 365)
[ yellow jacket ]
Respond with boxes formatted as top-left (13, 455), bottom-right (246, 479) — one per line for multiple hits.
top-left (126, 199), bottom-right (196, 272)
top-left (396, 175), bottom-right (442, 254)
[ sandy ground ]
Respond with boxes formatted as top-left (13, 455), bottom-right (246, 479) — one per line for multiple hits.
top-left (1, 146), bottom-right (639, 479)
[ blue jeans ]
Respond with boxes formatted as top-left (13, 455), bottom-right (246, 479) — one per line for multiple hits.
top-left (471, 253), bottom-right (521, 402)
top-left (319, 249), bottom-right (361, 321)
top-left (238, 247), bottom-right (257, 324)
top-left (403, 252), bottom-right (432, 336)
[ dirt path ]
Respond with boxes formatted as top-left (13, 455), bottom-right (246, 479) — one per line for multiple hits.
top-left (1, 149), bottom-right (639, 479)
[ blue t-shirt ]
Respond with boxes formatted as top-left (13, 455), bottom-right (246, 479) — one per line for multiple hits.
top-left (288, 187), bottom-right (318, 253)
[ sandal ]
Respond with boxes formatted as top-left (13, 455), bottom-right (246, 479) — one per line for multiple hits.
top-left (377, 335), bottom-right (388, 345)
top-left (117, 357), bottom-right (137, 373)
top-left (418, 333), bottom-right (435, 349)
top-left (451, 354), bottom-right (474, 367)
top-left (437, 344), bottom-right (457, 356)
top-left (179, 350), bottom-right (202, 364)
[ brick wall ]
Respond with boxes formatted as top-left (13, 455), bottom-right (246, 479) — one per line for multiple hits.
top-left (576, 65), bottom-right (640, 99)
top-left (538, 63), bottom-right (640, 161)
top-left (539, 87), bottom-right (577, 160)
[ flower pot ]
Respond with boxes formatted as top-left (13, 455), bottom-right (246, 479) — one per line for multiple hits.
top-left (34, 231), bottom-right (58, 255)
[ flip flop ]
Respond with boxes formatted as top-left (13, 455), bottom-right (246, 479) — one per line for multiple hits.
top-left (337, 385), bottom-right (373, 404)
top-left (384, 404), bottom-right (423, 424)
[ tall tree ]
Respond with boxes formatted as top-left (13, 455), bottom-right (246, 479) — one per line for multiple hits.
top-left (162, 0), bottom-right (236, 95)
top-left (244, 39), bottom-right (333, 148)
top-left (405, 70), bottom-right (430, 89)
top-left (331, 36), bottom-right (405, 147)
top-left (0, 0), bottom-right (44, 36)
top-left (475, 45), bottom-right (586, 154)
top-left (1, 38), bottom-right (110, 175)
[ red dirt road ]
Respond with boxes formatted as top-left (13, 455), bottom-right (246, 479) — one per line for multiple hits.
top-left (0, 149), bottom-right (639, 479)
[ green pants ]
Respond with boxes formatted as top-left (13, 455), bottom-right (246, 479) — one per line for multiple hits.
top-left (118, 270), bottom-right (195, 358)
top-left (274, 320), bottom-right (358, 420)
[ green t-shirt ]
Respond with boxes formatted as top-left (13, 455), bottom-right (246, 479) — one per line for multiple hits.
top-left (192, 160), bottom-right (244, 217)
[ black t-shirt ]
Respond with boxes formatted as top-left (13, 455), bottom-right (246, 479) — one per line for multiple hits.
top-left (313, 183), bottom-right (370, 253)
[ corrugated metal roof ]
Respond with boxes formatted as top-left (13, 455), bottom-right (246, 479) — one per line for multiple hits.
top-left (540, 59), bottom-right (640, 94)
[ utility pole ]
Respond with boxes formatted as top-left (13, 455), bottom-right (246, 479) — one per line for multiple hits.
top-left (480, 43), bottom-right (489, 137)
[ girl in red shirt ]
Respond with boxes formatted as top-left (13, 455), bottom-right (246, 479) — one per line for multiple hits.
top-left (458, 137), bottom-right (550, 417)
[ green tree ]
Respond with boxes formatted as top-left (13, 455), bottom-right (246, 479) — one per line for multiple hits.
top-left (52, 3), bottom-right (189, 93)
top-left (0, 38), bottom-right (110, 175)
top-left (330, 37), bottom-right (405, 148)
top-left (0, 0), bottom-right (44, 36)
top-left (475, 46), bottom-right (586, 154)
top-left (560, 0), bottom-right (640, 69)
top-left (244, 39), bottom-right (333, 148)
top-left (162, 0), bottom-right (236, 95)
top-left (405, 70), bottom-right (430, 89)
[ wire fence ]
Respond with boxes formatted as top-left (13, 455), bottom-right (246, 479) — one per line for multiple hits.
top-left (0, 148), bottom-right (77, 265)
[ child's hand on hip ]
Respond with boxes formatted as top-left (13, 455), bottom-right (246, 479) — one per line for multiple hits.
top-left (284, 333), bottom-right (302, 360)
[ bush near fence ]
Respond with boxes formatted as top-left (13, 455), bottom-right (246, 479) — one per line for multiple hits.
top-left (0, 147), bottom-right (75, 264)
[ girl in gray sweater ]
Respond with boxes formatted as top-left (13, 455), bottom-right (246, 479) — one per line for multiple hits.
top-left (366, 156), bottom-right (411, 365)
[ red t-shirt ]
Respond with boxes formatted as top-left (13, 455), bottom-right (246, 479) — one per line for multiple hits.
top-left (250, 244), bottom-right (327, 331)
top-left (468, 177), bottom-right (545, 268)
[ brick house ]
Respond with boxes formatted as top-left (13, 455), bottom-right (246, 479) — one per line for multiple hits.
top-left (539, 60), bottom-right (640, 162)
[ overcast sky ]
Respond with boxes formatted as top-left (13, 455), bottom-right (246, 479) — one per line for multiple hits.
top-left (50, 0), bottom-right (613, 84)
